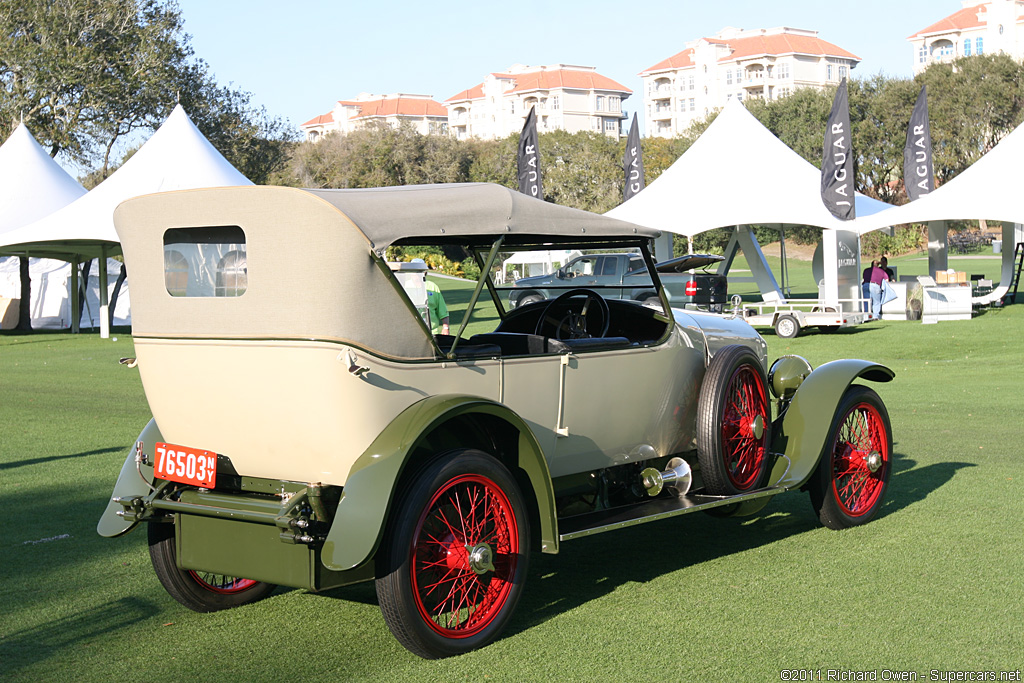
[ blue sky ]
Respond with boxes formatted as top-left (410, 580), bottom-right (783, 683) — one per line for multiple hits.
top-left (174, 0), bottom-right (946, 133)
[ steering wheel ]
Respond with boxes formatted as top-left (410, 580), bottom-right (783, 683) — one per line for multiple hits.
top-left (534, 289), bottom-right (611, 340)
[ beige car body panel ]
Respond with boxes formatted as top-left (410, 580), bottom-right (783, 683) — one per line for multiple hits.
top-left (135, 322), bottom-right (719, 486)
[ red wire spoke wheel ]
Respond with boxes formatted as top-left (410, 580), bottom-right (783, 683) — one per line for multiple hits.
top-left (698, 345), bottom-right (773, 496)
top-left (810, 385), bottom-right (893, 529)
top-left (376, 450), bottom-right (530, 659)
top-left (411, 474), bottom-right (518, 637)
top-left (148, 522), bottom-right (276, 612)
top-left (186, 572), bottom-right (259, 594)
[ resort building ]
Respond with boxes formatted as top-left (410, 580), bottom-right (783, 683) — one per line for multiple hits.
top-left (908, 0), bottom-right (1024, 74)
top-left (445, 64), bottom-right (631, 141)
top-left (300, 93), bottom-right (449, 141)
top-left (639, 27), bottom-right (860, 138)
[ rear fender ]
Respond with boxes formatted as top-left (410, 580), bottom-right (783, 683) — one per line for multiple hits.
top-left (97, 418), bottom-right (163, 538)
top-left (321, 395), bottom-right (557, 572)
top-left (769, 359), bottom-right (894, 489)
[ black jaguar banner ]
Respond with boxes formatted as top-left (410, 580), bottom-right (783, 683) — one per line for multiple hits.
top-left (517, 106), bottom-right (543, 198)
top-left (821, 78), bottom-right (855, 221)
top-left (903, 85), bottom-right (934, 201)
top-left (623, 113), bottom-right (645, 201)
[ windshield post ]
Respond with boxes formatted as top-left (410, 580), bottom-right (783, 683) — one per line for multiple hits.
top-left (448, 236), bottom-right (505, 359)
top-left (641, 239), bottom-right (675, 328)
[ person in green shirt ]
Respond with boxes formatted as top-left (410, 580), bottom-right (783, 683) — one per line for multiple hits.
top-left (424, 278), bottom-right (449, 335)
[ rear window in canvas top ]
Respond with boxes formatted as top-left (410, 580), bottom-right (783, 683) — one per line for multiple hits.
top-left (163, 226), bottom-right (247, 297)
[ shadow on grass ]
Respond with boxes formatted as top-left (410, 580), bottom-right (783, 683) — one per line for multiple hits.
top-left (502, 451), bottom-right (971, 638)
top-left (885, 455), bottom-right (976, 517)
top-left (0, 597), bottom-right (158, 676)
top-left (0, 447), bottom-right (123, 471)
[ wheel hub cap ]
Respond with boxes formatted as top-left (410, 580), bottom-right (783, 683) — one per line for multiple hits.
top-left (863, 451), bottom-right (883, 473)
top-left (466, 543), bottom-right (496, 575)
top-left (751, 415), bottom-right (765, 441)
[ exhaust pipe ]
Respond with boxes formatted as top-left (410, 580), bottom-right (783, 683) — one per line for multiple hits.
top-left (640, 457), bottom-right (692, 497)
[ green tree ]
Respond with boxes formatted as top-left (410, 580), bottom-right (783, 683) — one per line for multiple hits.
top-left (290, 122), bottom-right (471, 189)
top-left (0, 0), bottom-right (191, 168)
top-left (0, 0), bottom-right (295, 182)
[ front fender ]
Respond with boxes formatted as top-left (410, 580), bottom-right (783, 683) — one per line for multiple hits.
top-left (97, 417), bottom-right (163, 538)
top-left (770, 359), bottom-right (894, 489)
top-left (321, 395), bottom-right (558, 572)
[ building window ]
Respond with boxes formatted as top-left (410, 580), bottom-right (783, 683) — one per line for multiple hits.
top-left (736, 92), bottom-right (743, 102)
top-left (964, 39), bottom-right (972, 56)
top-left (918, 45), bottom-right (928, 63)
top-left (826, 64), bottom-right (834, 80)
top-left (839, 65), bottom-right (847, 80)
top-left (595, 95), bottom-right (605, 111)
top-left (689, 98), bottom-right (695, 111)
top-left (552, 96), bottom-right (560, 110)
top-left (604, 119), bottom-right (617, 133)
top-left (679, 99), bottom-right (686, 112)
top-left (778, 62), bottom-right (790, 79)
top-left (726, 70), bottom-right (733, 85)
top-left (609, 96), bottom-right (619, 112)
top-left (977, 37), bottom-right (984, 54)
top-left (689, 75), bottom-right (695, 90)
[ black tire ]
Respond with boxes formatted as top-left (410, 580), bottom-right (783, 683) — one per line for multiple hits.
top-left (148, 520), bottom-right (276, 612)
top-left (375, 450), bottom-right (531, 659)
top-left (808, 385), bottom-right (892, 530)
top-left (697, 345), bottom-right (772, 496)
top-left (774, 314), bottom-right (800, 339)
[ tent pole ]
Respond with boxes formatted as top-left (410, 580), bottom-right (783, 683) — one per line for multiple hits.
top-left (70, 256), bottom-right (80, 334)
top-left (778, 224), bottom-right (789, 298)
top-left (99, 247), bottom-right (110, 339)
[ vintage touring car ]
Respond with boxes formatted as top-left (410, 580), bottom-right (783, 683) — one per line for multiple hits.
top-left (98, 183), bottom-right (894, 659)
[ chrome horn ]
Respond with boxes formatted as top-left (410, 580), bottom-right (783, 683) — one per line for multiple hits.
top-left (640, 457), bottom-right (692, 497)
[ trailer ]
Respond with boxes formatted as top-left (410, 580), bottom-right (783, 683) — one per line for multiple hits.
top-left (732, 296), bottom-right (871, 338)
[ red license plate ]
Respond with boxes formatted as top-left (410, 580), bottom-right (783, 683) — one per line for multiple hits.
top-left (154, 442), bottom-right (217, 488)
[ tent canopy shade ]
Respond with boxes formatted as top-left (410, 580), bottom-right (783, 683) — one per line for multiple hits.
top-left (605, 99), bottom-right (892, 237)
top-left (0, 105), bottom-right (252, 257)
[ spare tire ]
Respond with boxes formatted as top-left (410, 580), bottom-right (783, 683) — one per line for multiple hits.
top-left (696, 345), bottom-right (772, 495)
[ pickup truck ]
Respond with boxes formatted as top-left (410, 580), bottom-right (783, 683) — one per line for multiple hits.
top-left (507, 252), bottom-right (727, 310)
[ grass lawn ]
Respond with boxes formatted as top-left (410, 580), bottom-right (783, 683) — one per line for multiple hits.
top-left (2, 303), bottom-right (1023, 681)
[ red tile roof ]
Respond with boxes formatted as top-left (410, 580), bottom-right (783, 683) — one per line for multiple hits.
top-left (301, 112), bottom-right (334, 128)
top-left (641, 48), bottom-right (696, 74)
top-left (350, 96), bottom-right (448, 119)
top-left (727, 33), bottom-right (859, 61)
top-left (509, 69), bottom-right (631, 94)
top-left (641, 31), bottom-right (859, 74)
top-left (447, 68), bottom-right (631, 102)
top-left (446, 83), bottom-right (485, 103)
top-left (908, 4), bottom-right (987, 38)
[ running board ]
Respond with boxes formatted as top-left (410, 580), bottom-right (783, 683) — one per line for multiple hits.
top-left (558, 487), bottom-right (785, 541)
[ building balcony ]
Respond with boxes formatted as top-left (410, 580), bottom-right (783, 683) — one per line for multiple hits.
top-left (650, 109), bottom-right (673, 121)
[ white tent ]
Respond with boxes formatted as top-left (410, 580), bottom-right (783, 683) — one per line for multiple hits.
top-left (606, 99), bottom-right (892, 237)
top-left (0, 256), bottom-right (130, 329)
top-left (0, 105), bottom-right (252, 333)
top-left (0, 122), bottom-right (87, 235)
top-left (501, 249), bottom-right (581, 280)
top-left (856, 119), bottom-right (1024, 304)
top-left (0, 104), bottom-right (252, 256)
top-left (0, 122), bottom-right (90, 329)
top-left (858, 118), bottom-right (1024, 232)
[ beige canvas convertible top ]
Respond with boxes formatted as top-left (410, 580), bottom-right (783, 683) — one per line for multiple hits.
top-left (114, 184), bottom-right (659, 360)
